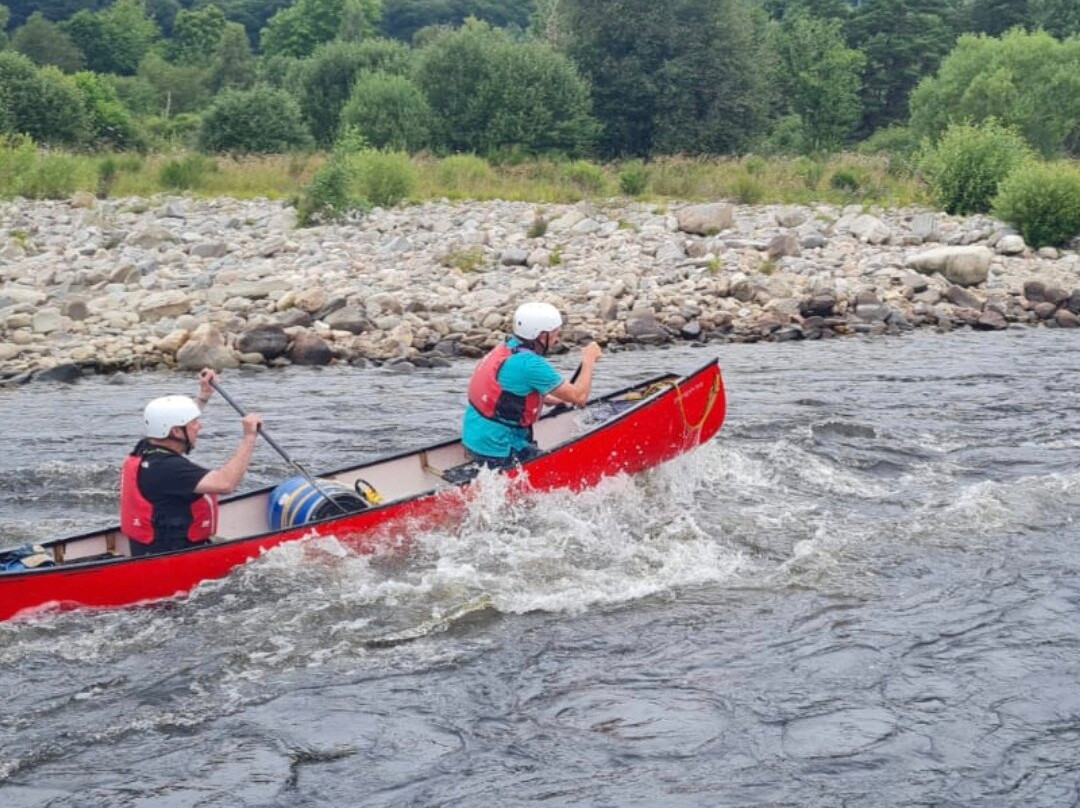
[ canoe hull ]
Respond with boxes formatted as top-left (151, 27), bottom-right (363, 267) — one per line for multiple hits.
top-left (0, 359), bottom-right (725, 621)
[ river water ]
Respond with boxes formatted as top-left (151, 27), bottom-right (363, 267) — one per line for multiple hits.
top-left (1, 328), bottom-right (1079, 807)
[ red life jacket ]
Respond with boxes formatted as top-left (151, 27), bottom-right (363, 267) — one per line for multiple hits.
top-left (120, 451), bottom-right (218, 545)
top-left (467, 343), bottom-right (543, 427)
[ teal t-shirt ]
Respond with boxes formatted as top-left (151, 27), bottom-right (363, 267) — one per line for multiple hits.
top-left (462, 340), bottom-right (564, 458)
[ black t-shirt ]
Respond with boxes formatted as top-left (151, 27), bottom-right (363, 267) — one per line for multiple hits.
top-left (136, 448), bottom-right (209, 548)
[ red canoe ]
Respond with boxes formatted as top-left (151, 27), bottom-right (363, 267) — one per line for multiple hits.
top-left (0, 358), bottom-right (726, 622)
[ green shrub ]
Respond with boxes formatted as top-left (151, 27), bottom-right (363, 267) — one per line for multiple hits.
top-left (829, 167), bottom-right (864, 193)
top-left (993, 161), bottom-right (1080, 247)
top-left (159, 153), bottom-right (217, 190)
top-left (0, 52), bottom-right (89, 147)
top-left (730, 174), bottom-right (764, 204)
top-left (858, 125), bottom-right (921, 176)
top-left (350, 149), bottom-right (415, 208)
top-left (618, 160), bottom-right (648, 195)
top-left (296, 158), bottom-right (361, 226)
top-left (198, 86), bottom-right (312, 154)
top-left (795, 157), bottom-right (825, 190)
top-left (0, 136), bottom-right (94, 198)
top-left (339, 71), bottom-right (432, 153)
top-left (436, 153), bottom-right (494, 190)
top-left (743, 155), bottom-right (767, 176)
top-left (562, 160), bottom-right (606, 194)
top-left (918, 121), bottom-right (1034, 215)
top-left (527, 215), bottom-right (547, 238)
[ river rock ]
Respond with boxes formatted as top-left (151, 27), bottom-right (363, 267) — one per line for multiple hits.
top-left (906, 246), bottom-right (991, 287)
top-left (677, 203), bottom-right (734, 235)
top-left (287, 332), bottom-right (333, 365)
top-left (175, 324), bottom-right (238, 370)
top-left (236, 324), bottom-right (289, 359)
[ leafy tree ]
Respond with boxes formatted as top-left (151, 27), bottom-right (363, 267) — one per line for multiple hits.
top-left (415, 19), bottom-right (598, 156)
top-left (909, 29), bottom-right (1080, 157)
top-left (563, 0), bottom-right (770, 157)
top-left (917, 119), bottom-right (1034, 214)
top-left (380, 0), bottom-right (532, 42)
top-left (170, 5), bottom-right (227, 64)
top-left (138, 52), bottom-right (212, 116)
top-left (770, 13), bottom-right (864, 153)
top-left (0, 51), bottom-right (89, 146)
top-left (339, 71), bottom-right (431, 150)
top-left (4, 1), bottom-right (108, 28)
top-left (759, 0), bottom-right (851, 21)
top-left (71, 70), bottom-right (143, 149)
top-left (209, 21), bottom-right (257, 91)
top-left (846, 0), bottom-right (958, 137)
top-left (145, 0), bottom-right (181, 36)
top-left (211, 0), bottom-right (293, 47)
top-left (260, 0), bottom-right (381, 58)
top-left (965, 0), bottom-right (1028, 37)
top-left (198, 85), bottom-right (312, 152)
top-left (62, 0), bottom-right (161, 76)
top-left (994, 160), bottom-right (1080, 247)
top-left (288, 38), bottom-right (412, 145)
top-left (0, 5), bottom-right (9, 48)
top-left (11, 12), bottom-right (86, 73)
top-left (1029, 0), bottom-right (1080, 39)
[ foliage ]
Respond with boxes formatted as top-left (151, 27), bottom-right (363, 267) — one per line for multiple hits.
top-left (1029, 0), bottom-right (1080, 39)
top-left (11, 12), bottom-right (85, 73)
top-left (909, 29), bottom-right (1080, 158)
top-left (339, 71), bottom-right (432, 151)
top-left (845, 0), bottom-right (958, 137)
top-left (169, 5), bottom-right (226, 64)
top-left (296, 158), bottom-right (360, 225)
top-left (209, 22), bottom-right (257, 92)
top-left (198, 86), bottom-right (312, 154)
top-left (433, 153), bottom-right (494, 194)
top-left (144, 111), bottom-right (203, 149)
top-left (562, 0), bottom-right (770, 157)
top-left (62, 0), bottom-right (161, 76)
top-left (347, 148), bottom-right (416, 207)
top-left (71, 71), bottom-right (144, 150)
top-left (0, 52), bottom-right (89, 146)
top-left (137, 52), bottom-right (212, 116)
top-left (381, 0), bottom-right (532, 42)
top-left (618, 160), bottom-right (648, 195)
top-left (415, 19), bottom-right (597, 157)
top-left (562, 160), bottom-right (606, 194)
top-left (158, 152), bottom-right (216, 189)
top-left (993, 161), bottom-right (1080, 247)
top-left (857, 124), bottom-right (922, 176)
top-left (289, 39), bottom-right (413, 146)
top-left (260, 0), bottom-right (380, 58)
top-left (0, 134), bottom-right (96, 198)
top-left (769, 13), bottom-right (864, 153)
top-left (966, 0), bottom-right (1029, 37)
top-left (918, 120), bottom-right (1034, 214)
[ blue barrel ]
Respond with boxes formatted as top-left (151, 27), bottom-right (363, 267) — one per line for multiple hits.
top-left (267, 476), bottom-right (367, 530)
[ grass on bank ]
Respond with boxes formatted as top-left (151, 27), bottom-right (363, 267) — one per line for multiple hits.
top-left (0, 136), bottom-right (930, 210)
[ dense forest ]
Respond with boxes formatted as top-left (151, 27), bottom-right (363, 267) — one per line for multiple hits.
top-left (0, 0), bottom-right (1077, 160)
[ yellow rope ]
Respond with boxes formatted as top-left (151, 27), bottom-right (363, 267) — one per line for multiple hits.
top-left (673, 374), bottom-right (722, 432)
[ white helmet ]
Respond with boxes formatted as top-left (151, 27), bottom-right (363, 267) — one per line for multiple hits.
top-left (513, 301), bottom-right (563, 340)
top-left (144, 395), bottom-right (201, 438)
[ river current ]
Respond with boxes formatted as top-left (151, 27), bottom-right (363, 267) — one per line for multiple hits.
top-left (1, 328), bottom-right (1079, 807)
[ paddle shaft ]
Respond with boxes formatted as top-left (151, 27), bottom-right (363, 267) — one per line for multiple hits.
top-left (208, 379), bottom-right (349, 515)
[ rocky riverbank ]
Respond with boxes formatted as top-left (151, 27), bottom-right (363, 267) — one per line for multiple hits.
top-left (2, 194), bottom-right (1079, 384)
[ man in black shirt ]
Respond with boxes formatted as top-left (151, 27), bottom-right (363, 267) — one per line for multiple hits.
top-left (120, 369), bottom-right (263, 556)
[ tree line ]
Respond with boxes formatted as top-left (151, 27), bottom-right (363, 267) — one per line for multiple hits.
top-left (0, 0), bottom-right (1078, 160)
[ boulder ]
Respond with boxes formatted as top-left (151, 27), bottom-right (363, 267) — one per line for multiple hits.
top-left (288, 332), bottom-right (333, 365)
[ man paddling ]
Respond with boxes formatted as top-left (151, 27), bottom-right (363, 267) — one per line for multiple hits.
top-left (120, 369), bottom-right (262, 556)
top-left (463, 301), bottom-right (602, 469)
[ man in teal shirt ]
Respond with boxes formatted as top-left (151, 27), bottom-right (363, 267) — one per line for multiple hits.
top-left (463, 301), bottom-right (602, 469)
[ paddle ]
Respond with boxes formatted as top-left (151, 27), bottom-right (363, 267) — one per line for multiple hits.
top-left (549, 360), bottom-right (584, 416)
top-left (208, 378), bottom-right (349, 515)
